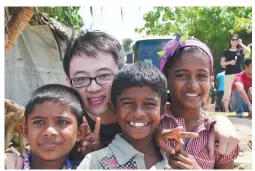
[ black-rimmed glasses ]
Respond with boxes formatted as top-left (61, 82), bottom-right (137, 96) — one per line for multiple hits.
top-left (70, 74), bottom-right (115, 88)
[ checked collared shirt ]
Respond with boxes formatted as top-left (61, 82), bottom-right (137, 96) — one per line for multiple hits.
top-left (77, 134), bottom-right (171, 169)
top-left (159, 108), bottom-right (240, 169)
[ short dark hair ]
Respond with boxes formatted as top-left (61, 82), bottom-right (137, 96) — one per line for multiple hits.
top-left (24, 84), bottom-right (85, 126)
top-left (111, 61), bottom-right (168, 112)
top-left (63, 30), bottom-right (125, 77)
top-left (244, 57), bottom-right (252, 67)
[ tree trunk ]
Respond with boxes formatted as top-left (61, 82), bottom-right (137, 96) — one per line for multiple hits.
top-left (5, 7), bottom-right (34, 54)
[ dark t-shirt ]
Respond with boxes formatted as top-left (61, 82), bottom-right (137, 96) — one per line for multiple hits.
top-left (222, 49), bottom-right (244, 75)
top-left (85, 112), bottom-right (121, 142)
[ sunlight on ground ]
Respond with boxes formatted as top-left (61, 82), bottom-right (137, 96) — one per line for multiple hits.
top-left (209, 112), bottom-right (249, 118)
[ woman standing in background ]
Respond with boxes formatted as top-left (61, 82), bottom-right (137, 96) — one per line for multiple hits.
top-left (220, 34), bottom-right (250, 112)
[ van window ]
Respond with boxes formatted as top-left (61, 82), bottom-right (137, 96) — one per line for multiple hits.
top-left (134, 39), bottom-right (171, 69)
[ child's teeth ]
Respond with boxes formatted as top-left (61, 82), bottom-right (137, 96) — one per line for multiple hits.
top-left (90, 97), bottom-right (103, 101)
top-left (129, 122), bottom-right (147, 127)
top-left (184, 93), bottom-right (198, 97)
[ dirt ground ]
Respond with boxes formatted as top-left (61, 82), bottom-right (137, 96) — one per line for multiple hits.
top-left (213, 113), bottom-right (252, 170)
top-left (229, 116), bottom-right (252, 170)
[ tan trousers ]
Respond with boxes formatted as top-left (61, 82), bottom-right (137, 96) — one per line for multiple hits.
top-left (222, 74), bottom-right (237, 102)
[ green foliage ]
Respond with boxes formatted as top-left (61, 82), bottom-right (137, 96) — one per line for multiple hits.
top-left (122, 38), bottom-right (134, 53)
top-left (135, 7), bottom-right (252, 74)
top-left (38, 7), bottom-right (83, 31)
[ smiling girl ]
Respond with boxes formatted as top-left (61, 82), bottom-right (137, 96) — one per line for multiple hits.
top-left (159, 37), bottom-right (240, 169)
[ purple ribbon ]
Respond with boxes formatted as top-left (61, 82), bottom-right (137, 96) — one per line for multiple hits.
top-left (159, 34), bottom-right (213, 75)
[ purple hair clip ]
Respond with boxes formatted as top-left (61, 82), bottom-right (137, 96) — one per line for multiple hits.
top-left (158, 34), bottom-right (181, 72)
top-left (158, 34), bottom-right (214, 75)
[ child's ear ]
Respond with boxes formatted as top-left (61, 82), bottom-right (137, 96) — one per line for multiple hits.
top-left (76, 124), bottom-right (87, 142)
top-left (66, 76), bottom-right (72, 87)
top-left (20, 122), bottom-right (29, 141)
top-left (160, 102), bottom-right (170, 120)
top-left (108, 102), bottom-right (117, 114)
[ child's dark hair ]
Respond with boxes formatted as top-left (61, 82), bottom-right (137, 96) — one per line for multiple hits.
top-left (24, 84), bottom-right (85, 126)
top-left (229, 34), bottom-right (241, 49)
top-left (244, 57), bottom-right (252, 67)
top-left (63, 30), bottom-right (125, 77)
top-left (162, 46), bottom-right (210, 77)
top-left (111, 61), bottom-right (168, 112)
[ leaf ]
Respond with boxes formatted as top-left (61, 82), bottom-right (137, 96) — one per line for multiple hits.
top-left (37, 7), bottom-right (83, 31)
top-left (157, 50), bottom-right (166, 57)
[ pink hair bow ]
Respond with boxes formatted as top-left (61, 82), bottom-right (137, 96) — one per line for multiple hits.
top-left (158, 34), bottom-right (214, 75)
top-left (157, 34), bottom-right (182, 72)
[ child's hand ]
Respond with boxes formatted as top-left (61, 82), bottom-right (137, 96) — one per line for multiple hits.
top-left (208, 116), bottom-right (240, 156)
top-left (168, 148), bottom-right (202, 169)
top-left (155, 126), bottom-right (199, 154)
top-left (77, 117), bottom-right (101, 155)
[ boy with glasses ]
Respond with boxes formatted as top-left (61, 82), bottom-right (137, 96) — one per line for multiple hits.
top-left (70, 74), bottom-right (115, 89)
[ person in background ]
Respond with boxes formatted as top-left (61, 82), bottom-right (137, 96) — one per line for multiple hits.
top-left (220, 34), bottom-right (250, 112)
top-left (215, 68), bottom-right (225, 112)
top-left (230, 58), bottom-right (252, 118)
top-left (205, 81), bottom-right (216, 112)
